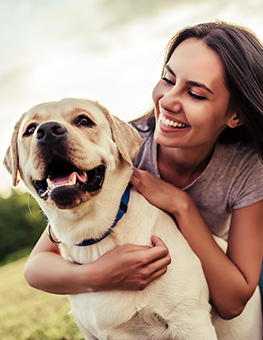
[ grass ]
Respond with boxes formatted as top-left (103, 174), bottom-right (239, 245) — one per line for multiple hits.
top-left (0, 257), bottom-right (84, 340)
top-left (0, 247), bottom-right (32, 266)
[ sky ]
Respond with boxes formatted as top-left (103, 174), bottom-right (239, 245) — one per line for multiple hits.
top-left (0, 0), bottom-right (263, 195)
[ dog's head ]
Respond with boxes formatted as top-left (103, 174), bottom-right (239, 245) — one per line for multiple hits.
top-left (4, 98), bottom-right (142, 210)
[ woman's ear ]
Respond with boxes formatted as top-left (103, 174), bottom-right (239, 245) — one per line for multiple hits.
top-left (227, 113), bottom-right (243, 129)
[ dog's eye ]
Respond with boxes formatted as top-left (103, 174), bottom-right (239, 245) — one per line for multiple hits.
top-left (75, 115), bottom-right (95, 128)
top-left (23, 123), bottom-right (37, 137)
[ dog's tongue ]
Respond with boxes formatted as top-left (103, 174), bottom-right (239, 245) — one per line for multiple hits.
top-left (51, 171), bottom-right (87, 185)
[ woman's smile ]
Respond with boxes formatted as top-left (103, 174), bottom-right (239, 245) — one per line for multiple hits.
top-left (159, 112), bottom-right (190, 131)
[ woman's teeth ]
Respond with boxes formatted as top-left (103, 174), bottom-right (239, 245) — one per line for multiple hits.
top-left (160, 113), bottom-right (187, 128)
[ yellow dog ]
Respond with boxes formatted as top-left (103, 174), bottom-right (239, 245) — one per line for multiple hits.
top-left (4, 98), bottom-right (262, 340)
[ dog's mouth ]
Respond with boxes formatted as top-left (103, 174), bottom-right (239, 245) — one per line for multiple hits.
top-left (32, 157), bottom-right (105, 200)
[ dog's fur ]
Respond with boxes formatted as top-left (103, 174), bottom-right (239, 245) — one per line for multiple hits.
top-left (4, 98), bottom-right (262, 340)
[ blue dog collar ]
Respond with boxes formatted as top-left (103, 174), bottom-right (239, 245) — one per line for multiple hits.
top-left (75, 184), bottom-right (131, 247)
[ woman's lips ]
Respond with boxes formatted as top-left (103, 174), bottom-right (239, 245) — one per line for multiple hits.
top-left (159, 112), bottom-right (189, 129)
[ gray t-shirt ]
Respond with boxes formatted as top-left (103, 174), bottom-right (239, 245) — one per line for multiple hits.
top-left (132, 122), bottom-right (263, 240)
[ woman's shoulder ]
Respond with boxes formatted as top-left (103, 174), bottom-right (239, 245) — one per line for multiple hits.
top-left (215, 141), bottom-right (261, 168)
top-left (196, 141), bottom-right (263, 213)
top-left (129, 115), bottom-right (154, 136)
top-left (211, 141), bottom-right (263, 194)
top-left (130, 115), bottom-right (159, 175)
top-left (218, 142), bottom-right (263, 210)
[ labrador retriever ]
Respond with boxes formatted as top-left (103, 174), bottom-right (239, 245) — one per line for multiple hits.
top-left (4, 98), bottom-right (262, 340)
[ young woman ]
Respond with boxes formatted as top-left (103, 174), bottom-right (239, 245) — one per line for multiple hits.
top-left (24, 21), bottom-right (263, 320)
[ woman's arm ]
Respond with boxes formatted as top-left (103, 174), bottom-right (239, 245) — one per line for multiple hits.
top-left (131, 168), bottom-right (263, 320)
top-left (177, 198), bottom-right (263, 319)
top-left (24, 229), bottom-right (171, 295)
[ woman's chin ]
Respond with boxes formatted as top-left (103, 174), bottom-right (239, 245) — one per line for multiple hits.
top-left (154, 124), bottom-right (188, 148)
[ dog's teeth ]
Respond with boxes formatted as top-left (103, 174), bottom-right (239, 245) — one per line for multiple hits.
top-left (68, 174), bottom-right (77, 186)
top-left (47, 173), bottom-right (77, 190)
top-left (39, 188), bottom-right (50, 200)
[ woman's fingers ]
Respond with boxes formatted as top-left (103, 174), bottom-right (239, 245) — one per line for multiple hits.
top-left (127, 236), bottom-right (170, 268)
top-left (151, 234), bottom-right (168, 248)
top-left (119, 238), bottom-right (171, 290)
top-left (130, 167), bottom-right (152, 194)
top-left (131, 167), bottom-right (185, 215)
top-left (91, 238), bottom-right (171, 291)
top-left (120, 255), bottom-right (171, 291)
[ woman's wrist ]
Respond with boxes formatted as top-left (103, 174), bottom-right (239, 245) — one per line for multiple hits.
top-left (170, 190), bottom-right (193, 220)
top-left (74, 261), bottom-right (100, 293)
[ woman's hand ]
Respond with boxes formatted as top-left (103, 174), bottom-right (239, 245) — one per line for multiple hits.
top-left (87, 235), bottom-right (171, 291)
top-left (131, 167), bottom-right (186, 215)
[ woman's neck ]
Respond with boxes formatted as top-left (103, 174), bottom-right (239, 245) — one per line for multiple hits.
top-left (157, 144), bottom-right (215, 188)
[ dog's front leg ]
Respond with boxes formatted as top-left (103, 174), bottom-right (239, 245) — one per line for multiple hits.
top-left (72, 312), bottom-right (100, 340)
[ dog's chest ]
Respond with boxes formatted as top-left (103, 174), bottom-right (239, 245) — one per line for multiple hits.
top-left (69, 289), bottom-right (144, 331)
top-left (59, 236), bottom-right (118, 264)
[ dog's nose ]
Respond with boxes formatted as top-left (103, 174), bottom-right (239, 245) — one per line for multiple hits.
top-left (36, 122), bottom-right (67, 144)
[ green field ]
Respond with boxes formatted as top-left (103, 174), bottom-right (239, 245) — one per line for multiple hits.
top-left (0, 258), bottom-right (84, 340)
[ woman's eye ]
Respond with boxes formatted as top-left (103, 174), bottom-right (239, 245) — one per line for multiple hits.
top-left (188, 92), bottom-right (207, 101)
top-left (75, 115), bottom-right (95, 127)
top-left (161, 77), bottom-right (175, 86)
top-left (23, 123), bottom-right (37, 137)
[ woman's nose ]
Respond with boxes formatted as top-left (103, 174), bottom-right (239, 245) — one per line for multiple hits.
top-left (159, 87), bottom-right (182, 113)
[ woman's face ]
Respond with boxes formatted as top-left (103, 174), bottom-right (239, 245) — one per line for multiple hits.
top-left (153, 38), bottom-right (237, 150)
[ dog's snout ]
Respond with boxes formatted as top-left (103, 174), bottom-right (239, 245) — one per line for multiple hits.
top-left (36, 122), bottom-right (67, 144)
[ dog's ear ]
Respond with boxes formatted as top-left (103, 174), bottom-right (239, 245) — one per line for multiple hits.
top-left (99, 104), bottom-right (142, 166)
top-left (3, 117), bottom-right (22, 186)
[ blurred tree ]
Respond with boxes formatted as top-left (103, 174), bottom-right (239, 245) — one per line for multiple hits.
top-left (0, 190), bottom-right (46, 264)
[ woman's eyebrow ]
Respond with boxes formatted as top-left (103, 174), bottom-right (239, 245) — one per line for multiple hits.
top-left (165, 64), bottom-right (214, 95)
top-left (186, 80), bottom-right (214, 95)
top-left (165, 64), bottom-right (176, 76)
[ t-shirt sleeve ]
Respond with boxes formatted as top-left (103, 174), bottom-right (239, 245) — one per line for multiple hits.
top-left (229, 154), bottom-right (263, 210)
